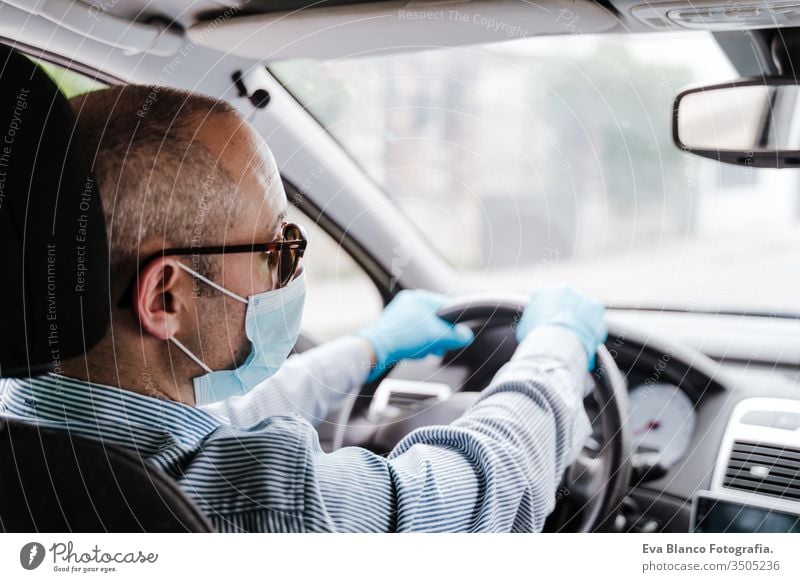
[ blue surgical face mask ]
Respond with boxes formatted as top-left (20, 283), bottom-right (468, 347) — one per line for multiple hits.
top-left (169, 261), bottom-right (307, 407)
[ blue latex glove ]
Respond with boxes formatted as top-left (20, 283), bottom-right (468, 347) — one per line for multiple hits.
top-left (515, 286), bottom-right (607, 370)
top-left (357, 290), bottom-right (475, 383)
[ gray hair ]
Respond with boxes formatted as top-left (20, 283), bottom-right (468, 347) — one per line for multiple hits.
top-left (70, 85), bottom-right (243, 295)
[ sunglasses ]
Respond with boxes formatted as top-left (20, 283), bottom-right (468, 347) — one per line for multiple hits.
top-left (116, 222), bottom-right (308, 309)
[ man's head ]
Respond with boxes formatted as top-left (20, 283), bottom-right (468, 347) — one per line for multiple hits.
top-left (65, 85), bottom-right (289, 403)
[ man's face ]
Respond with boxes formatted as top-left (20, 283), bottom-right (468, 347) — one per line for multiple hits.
top-left (187, 115), bottom-right (289, 372)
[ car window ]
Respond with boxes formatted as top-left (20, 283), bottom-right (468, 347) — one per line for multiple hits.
top-left (272, 32), bottom-right (800, 315)
top-left (287, 206), bottom-right (383, 342)
top-left (32, 58), bottom-right (106, 98)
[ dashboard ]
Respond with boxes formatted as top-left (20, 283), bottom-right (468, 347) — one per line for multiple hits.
top-left (693, 397), bottom-right (800, 532)
top-left (603, 310), bottom-right (800, 533)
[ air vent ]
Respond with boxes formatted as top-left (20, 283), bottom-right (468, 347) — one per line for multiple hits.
top-left (723, 440), bottom-right (800, 502)
top-left (386, 392), bottom-right (437, 409)
top-left (368, 379), bottom-right (452, 423)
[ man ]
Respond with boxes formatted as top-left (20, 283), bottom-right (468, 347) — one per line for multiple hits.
top-left (0, 85), bottom-right (606, 532)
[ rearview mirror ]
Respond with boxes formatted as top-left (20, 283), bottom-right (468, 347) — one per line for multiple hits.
top-left (673, 79), bottom-right (800, 168)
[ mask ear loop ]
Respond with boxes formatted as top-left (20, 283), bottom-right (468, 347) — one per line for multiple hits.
top-left (168, 260), bottom-right (249, 374)
top-left (174, 260), bottom-right (249, 304)
top-left (170, 336), bottom-right (213, 373)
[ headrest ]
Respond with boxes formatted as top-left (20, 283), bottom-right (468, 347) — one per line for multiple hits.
top-left (0, 44), bottom-right (109, 378)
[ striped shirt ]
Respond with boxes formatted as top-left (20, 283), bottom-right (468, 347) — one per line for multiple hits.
top-left (0, 326), bottom-right (591, 532)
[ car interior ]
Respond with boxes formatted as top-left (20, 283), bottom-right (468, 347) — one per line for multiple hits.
top-left (1, 0), bottom-right (800, 533)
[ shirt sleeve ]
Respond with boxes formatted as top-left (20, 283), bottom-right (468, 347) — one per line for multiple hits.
top-left (301, 325), bottom-right (592, 532)
top-left (201, 335), bottom-right (373, 428)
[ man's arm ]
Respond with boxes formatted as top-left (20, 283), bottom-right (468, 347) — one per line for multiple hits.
top-left (201, 335), bottom-right (373, 427)
top-left (301, 324), bottom-right (590, 532)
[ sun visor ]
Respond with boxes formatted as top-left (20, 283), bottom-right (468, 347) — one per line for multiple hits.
top-left (188, 0), bottom-right (618, 61)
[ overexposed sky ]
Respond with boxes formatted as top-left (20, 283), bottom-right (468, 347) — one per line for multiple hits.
top-left (487, 31), bottom-right (737, 83)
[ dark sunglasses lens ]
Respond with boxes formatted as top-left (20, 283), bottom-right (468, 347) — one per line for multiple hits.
top-left (277, 249), bottom-right (296, 286)
top-left (277, 224), bottom-right (304, 286)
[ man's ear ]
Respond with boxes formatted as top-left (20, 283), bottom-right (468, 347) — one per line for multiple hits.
top-left (132, 257), bottom-right (192, 340)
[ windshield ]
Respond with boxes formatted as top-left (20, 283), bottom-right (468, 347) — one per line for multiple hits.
top-left (272, 32), bottom-right (800, 315)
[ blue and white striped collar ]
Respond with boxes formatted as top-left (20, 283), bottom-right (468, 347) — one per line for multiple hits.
top-left (0, 373), bottom-right (223, 448)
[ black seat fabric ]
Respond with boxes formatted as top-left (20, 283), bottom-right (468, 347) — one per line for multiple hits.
top-left (0, 43), bottom-right (109, 377)
top-left (0, 417), bottom-right (213, 532)
top-left (0, 43), bottom-right (212, 532)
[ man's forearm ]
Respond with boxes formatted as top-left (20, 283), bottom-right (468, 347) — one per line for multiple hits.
top-left (384, 326), bottom-right (589, 531)
top-left (470, 325), bottom-right (590, 480)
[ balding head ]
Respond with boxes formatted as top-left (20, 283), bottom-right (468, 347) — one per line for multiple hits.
top-left (70, 85), bottom-right (270, 294)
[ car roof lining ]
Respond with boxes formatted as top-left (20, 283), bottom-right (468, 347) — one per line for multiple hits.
top-left (0, 0), bottom-right (787, 71)
top-left (188, 0), bottom-right (619, 61)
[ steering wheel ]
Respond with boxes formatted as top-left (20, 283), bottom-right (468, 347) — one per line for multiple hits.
top-left (332, 295), bottom-right (633, 532)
